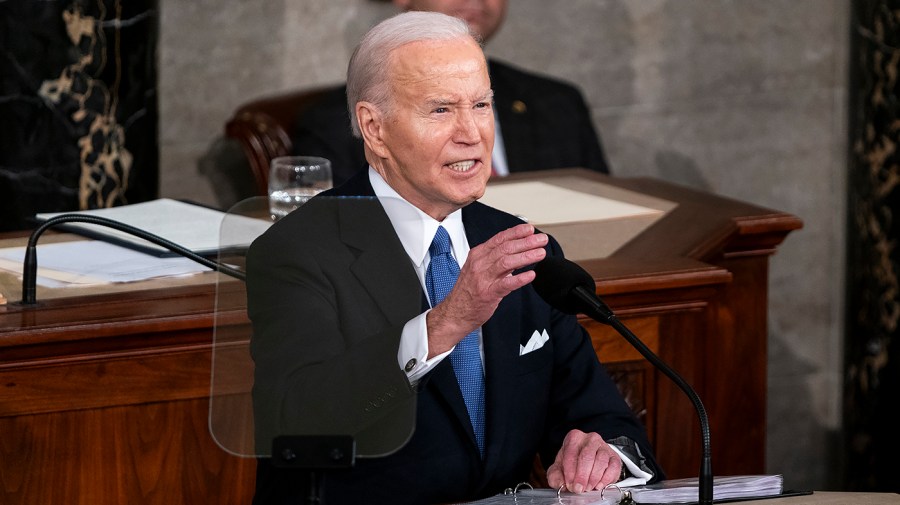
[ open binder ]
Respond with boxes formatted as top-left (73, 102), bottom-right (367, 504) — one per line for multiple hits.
top-left (462, 475), bottom-right (810, 504)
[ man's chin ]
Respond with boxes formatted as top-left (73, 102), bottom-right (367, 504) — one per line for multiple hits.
top-left (463, 187), bottom-right (487, 206)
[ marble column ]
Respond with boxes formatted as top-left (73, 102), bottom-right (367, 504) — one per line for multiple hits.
top-left (845, 0), bottom-right (900, 492)
top-left (0, 0), bottom-right (158, 232)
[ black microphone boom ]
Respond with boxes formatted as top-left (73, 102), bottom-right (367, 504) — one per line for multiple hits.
top-left (533, 256), bottom-right (714, 505)
top-left (21, 214), bottom-right (247, 305)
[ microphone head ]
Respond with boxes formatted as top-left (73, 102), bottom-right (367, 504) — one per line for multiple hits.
top-left (532, 256), bottom-right (596, 315)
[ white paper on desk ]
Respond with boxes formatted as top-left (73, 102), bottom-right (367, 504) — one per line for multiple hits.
top-left (0, 258), bottom-right (75, 288)
top-left (0, 241), bottom-right (211, 286)
top-left (36, 198), bottom-right (272, 256)
top-left (479, 181), bottom-right (661, 225)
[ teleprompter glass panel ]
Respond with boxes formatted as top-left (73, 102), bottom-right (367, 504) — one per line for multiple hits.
top-left (209, 196), bottom-right (418, 460)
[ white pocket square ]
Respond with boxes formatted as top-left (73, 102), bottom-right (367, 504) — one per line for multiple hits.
top-left (519, 329), bottom-right (550, 356)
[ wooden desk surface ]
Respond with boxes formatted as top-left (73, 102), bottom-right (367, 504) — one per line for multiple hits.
top-left (732, 491), bottom-right (900, 504)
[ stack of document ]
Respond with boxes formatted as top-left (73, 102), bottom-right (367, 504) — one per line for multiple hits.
top-left (0, 199), bottom-right (272, 287)
top-left (35, 198), bottom-right (272, 256)
top-left (0, 241), bottom-right (212, 287)
top-left (624, 474), bottom-right (784, 503)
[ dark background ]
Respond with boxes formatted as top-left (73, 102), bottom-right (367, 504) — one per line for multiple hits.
top-left (0, 0), bottom-right (158, 232)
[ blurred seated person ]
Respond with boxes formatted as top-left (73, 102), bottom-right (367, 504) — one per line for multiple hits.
top-left (292, 0), bottom-right (610, 186)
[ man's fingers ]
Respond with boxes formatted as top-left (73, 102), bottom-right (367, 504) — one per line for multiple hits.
top-left (468, 225), bottom-right (548, 277)
top-left (490, 247), bottom-right (546, 280)
top-left (487, 223), bottom-right (537, 244)
top-left (487, 269), bottom-right (536, 299)
top-left (480, 224), bottom-right (548, 258)
top-left (551, 430), bottom-right (625, 494)
top-left (546, 463), bottom-right (564, 490)
top-left (596, 457), bottom-right (623, 490)
top-left (563, 434), bottom-right (603, 493)
top-left (587, 451), bottom-right (622, 491)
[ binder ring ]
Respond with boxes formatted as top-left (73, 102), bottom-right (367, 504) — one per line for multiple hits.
top-left (602, 484), bottom-right (634, 504)
top-left (513, 482), bottom-right (533, 494)
top-left (601, 483), bottom-right (620, 499)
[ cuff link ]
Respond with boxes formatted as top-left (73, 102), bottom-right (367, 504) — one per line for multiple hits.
top-left (404, 358), bottom-right (417, 372)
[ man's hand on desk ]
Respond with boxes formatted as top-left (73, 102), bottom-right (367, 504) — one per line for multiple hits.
top-left (546, 429), bottom-right (624, 494)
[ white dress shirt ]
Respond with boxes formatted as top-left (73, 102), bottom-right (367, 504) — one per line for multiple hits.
top-left (491, 110), bottom-right (510, 176)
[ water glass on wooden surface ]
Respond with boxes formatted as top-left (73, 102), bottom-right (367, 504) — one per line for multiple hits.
top-left (268, 156), bottom-right (332, 219)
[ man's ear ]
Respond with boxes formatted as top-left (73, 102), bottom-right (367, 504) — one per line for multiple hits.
top-left (357, 101), bottom-right (390, 159)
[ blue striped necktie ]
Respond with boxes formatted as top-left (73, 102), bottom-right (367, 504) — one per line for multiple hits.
top-left (425, 226), bottom-right (486, 456)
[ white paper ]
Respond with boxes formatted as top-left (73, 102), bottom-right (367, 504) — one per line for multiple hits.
top-left (37, 198), bottom-right (272, 255)
top-left (0, 241), bottom-right (212, 286)
top-left (479, 181), bottom-right (662, 225)
top-left (628, 474), bottom-right (784, 503)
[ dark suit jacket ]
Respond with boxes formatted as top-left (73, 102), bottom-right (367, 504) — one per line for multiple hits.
top-left (291, 59), bottom-right (610, 186)
top-left (246, 172), bottom-right (657, 505)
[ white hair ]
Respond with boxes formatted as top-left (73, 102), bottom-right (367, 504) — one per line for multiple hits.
top-left (346, 11), bottom-right (481, 138)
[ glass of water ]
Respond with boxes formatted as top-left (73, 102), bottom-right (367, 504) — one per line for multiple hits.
top-left (268, 156), bottom-right (332, 219)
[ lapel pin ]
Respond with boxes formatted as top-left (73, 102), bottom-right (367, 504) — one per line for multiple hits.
top-left (512, 100), bottom-right (527, 114)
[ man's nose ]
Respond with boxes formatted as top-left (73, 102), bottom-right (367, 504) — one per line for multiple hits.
top-left (453, 110), bottom-right (482, 144)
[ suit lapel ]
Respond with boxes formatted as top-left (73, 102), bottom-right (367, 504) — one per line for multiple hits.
top-left (332, 173), bottom-right (422, 328)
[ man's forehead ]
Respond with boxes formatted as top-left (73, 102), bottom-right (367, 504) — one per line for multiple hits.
top-left (390, 37), bottom-right (486, 74)
top-left (389, 40), bottom-right (489, 95)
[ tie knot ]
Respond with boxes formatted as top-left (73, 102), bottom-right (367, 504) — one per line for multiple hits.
top-left (430, 226), bottom-right (452, 257)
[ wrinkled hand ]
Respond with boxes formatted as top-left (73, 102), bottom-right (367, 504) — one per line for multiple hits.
top-left (427, 223), bottom-right (547, 357)
top-left (546, 429), bottom-right (623, 494)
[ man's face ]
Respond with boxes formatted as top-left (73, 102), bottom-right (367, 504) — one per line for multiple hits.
top-left (364, 37), bottom-right (494, 221)
top-left (394, 0), bottom-right (508, 42)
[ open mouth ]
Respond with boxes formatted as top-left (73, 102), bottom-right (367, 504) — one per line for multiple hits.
top-left (446, 160), bottom-right (476, 172)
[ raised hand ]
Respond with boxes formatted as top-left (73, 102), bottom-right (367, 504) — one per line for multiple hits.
top-left (426, 223), bottom-right (547, 357)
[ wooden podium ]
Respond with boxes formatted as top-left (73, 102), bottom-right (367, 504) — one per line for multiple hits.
top-left (0, 169), bottom-right (800, 504)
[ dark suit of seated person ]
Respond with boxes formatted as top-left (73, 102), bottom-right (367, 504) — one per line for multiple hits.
top-left (291, 0), bottom-right (610, 186)
top-left (247, 12), bottom-right (660, 505)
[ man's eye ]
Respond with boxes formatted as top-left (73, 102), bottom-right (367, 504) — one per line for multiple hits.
top-left (433, 107), bottom-right (449, 114)
top-left (475, 102), bottom-right (490, 109)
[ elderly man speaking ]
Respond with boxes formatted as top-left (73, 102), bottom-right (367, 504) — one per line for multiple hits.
top-left (247, 11), bottom-right (661, 505)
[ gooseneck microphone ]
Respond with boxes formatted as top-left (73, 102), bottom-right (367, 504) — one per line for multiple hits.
top-left (21, 214), bottom-right (247, 305)
top-left (533, 256), bottom-right (713, 505)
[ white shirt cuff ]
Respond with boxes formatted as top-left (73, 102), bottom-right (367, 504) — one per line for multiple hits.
top-left (609, 444), bottom-right (654, 487)
top-left (397, 309), bottom-right (452, 383)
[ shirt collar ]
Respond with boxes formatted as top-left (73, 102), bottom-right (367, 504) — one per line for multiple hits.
top-left (368, 167), bottom-right (468, 267)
